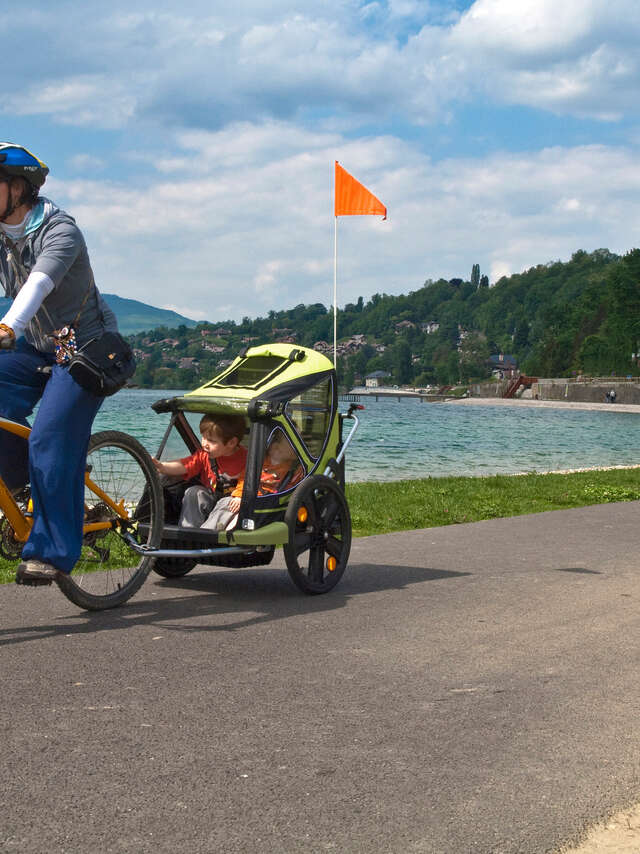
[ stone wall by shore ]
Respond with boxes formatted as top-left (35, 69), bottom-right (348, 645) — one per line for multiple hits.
top-left (533, 380), bottom-right (640, 405)
top-left (471, 381), bottom-right (509, 397)
top-left (471, 379), bottom-right (640, 405)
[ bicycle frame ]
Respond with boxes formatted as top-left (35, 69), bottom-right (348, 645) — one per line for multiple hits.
top-left (0, 417), bottom-right (130, 543)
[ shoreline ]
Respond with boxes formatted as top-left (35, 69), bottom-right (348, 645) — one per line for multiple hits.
top-left (508, 462), bottom-right (640, 476)
top-left (451, 396), bottom-right (640, 414)
top-left (350, 462), bottom-right (640, 483)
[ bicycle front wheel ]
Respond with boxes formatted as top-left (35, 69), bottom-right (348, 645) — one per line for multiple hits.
top-left (56, 430), bottom-right (163, 611)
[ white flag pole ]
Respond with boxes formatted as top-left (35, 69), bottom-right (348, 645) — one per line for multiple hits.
top-left (333, 215), bottom-right (338, 368)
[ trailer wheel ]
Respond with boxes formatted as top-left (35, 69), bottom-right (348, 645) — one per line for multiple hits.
top-left (152, 557), bottom-right (197, 578)
top-left (283, 475), bottom-right (351, 594)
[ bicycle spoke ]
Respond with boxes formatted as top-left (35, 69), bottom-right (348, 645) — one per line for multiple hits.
top-left (294, 530), bottom-right (312, 556)
top-left (322, 494), bottom-right (340, 529)
top-left (325, 535), bottom-right (343, 559)
top-left (309, 545), bottom-right (325, 583)
top-left (57, 431), bottom-right (162, 611)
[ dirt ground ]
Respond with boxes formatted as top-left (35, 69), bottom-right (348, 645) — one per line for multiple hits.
top-left (557, 803), bottom-right (640, 853)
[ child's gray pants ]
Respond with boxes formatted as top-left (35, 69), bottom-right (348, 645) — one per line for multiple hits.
top-left (179, 486), bottom-right (237, 531)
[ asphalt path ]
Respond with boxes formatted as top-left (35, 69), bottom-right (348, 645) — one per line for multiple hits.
top-left (3, 502), bottom-right (640, 854)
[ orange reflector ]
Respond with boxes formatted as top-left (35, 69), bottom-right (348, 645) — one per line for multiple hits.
top-left (326, 556), bottom-right (337, 572)
top-left (27, 498), bottom-right (33, 513)
top-left (297, 506), bottom-right (308, 523)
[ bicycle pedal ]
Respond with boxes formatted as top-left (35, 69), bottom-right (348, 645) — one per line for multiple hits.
top-left (15, 575), bottom-right (54, 587)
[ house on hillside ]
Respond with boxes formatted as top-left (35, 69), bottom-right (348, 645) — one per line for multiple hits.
top-left (395, 320), bottom-right (415, 333)
top-left (487, 353), bottom-right (518, 378)
top-left (365, 371), bottom-right (391, 388)
top-left (340, 336), bottom-right (366, 353)
top-left (179, 357), bottom-right (199, 371)
top-left (421, 321), bottom-right (439, 334)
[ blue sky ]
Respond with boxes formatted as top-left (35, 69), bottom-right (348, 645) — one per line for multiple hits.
top-left (3, 0), bottom-right (639, 321)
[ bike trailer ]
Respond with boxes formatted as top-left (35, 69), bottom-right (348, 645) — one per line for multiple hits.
top-left (150, 343), bottom-right (362, 593)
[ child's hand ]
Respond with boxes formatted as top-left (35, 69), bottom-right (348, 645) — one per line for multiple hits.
top-left (151, 458), bottom-right (187, 478)
top-left (228, 497), bottom-right (241, 513)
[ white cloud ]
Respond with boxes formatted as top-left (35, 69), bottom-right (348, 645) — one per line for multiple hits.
top-left (68, 153), bottom-right (107, 172)
top-left (448, 0), bottom-right (640, 118)
top-left (254, 260), bottom-right (285, 292)
top-left (46, 127), bottom-right (640, 321)
top-left (5, 75), bottom-right (139, 129)
top-left (453, 0), bottom-right (595, 55)
top-left (3, 0), bottom-right (638, 132)
top-left (4, 0), bottom-right (639, 324)
top-left (490, 261), bottom-right (512, 282)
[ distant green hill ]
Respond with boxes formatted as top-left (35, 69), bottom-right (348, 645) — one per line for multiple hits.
top-left (99, 294), bottom-right (197, 334)
top-left (0, 293), bottom-right (197, 335)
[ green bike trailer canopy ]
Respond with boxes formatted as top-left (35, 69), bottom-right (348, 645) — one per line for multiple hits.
top-left (152, 343), bottom-right (335, 420)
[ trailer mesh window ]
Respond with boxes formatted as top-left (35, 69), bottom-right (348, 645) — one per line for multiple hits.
top-left (213, 356), bottom-right (287, 389)
top-left (285, 377), bottom-right (333, 458)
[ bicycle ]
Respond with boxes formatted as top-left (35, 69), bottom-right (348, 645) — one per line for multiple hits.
top-left (0, 341), bottom-right (362, 609)
top-left (0, 416), bottom-right (164, 611)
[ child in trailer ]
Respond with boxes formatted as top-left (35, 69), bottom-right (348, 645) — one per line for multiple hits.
top-left (152, 413), bottom-right (247, 527)
top-left (198, 428), bottom-right (305, 532)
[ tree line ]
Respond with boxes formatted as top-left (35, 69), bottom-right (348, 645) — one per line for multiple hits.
top-left (128, 248), bottom-right (640, 389)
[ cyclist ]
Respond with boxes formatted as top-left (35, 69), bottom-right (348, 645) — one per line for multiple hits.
top-left (0, 143), bottom-right (119, 586)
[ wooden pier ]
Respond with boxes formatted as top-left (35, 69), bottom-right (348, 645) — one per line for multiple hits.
top-left (340, 388), bottom-right (441, 403)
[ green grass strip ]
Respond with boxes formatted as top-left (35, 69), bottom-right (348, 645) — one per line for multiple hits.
top-left (3, 467), bottom-right (640, 584)
top-left (345, 467), bottom-right (640, 538)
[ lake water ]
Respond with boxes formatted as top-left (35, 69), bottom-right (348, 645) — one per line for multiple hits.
top-left (91, 389), bottom-right (640, 483)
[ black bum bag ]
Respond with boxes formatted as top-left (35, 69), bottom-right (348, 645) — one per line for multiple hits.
top-left (68, 331), bottom-right (136, 397)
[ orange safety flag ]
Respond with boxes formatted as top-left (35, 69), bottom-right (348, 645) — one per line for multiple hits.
top-left (334, 161), bottom-right (387, 219)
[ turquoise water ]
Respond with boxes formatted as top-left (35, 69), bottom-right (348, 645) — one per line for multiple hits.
top-left (93, 390), bottom-right (640, 483)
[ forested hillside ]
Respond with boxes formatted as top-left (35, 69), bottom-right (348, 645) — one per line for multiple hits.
top-left (4, 248), bottom-right (636, 388)
top-left (126, 248), bottom-right (640, 389)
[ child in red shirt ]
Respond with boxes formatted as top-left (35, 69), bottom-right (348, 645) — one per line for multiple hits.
top-left (200, 428), bottom-right (304, 532)
top-left (152, 413), bottom-right (247, 527)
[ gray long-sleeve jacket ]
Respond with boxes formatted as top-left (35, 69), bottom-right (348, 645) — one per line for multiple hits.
top-left (0, 198), bottom-right (117, 353)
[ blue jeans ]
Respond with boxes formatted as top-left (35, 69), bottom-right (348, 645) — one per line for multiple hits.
top-left (0, 339), bottom-right (103, 572)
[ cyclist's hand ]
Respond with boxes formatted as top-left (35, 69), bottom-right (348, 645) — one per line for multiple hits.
top-left (228, 496), bottom-right (241, 513)
top-left (0, 328), bottom-right (15, 350)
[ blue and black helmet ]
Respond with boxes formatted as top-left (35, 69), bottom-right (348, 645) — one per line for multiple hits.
top-left (0, 143), bottom-right (48, 188)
